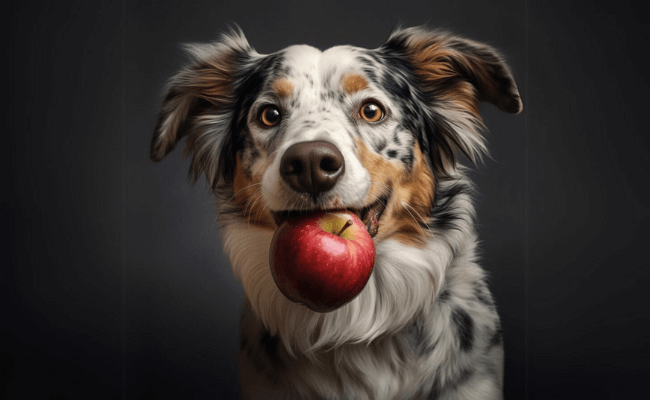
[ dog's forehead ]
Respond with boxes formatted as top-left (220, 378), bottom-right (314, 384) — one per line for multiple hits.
top-left (279, 44), bottom-right (368, 87)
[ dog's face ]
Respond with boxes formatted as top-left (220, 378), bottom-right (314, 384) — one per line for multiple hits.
top-left (151, 27), bottom-right (521, 351)
top-left (232, 42), bottom-right (442, 247)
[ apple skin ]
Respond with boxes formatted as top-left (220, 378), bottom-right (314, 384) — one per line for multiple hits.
top-left (269, 211), bottom-right (376, 313)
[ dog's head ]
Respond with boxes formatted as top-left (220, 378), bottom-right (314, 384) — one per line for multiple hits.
top-left (151, 26), bottom-right (521, 352)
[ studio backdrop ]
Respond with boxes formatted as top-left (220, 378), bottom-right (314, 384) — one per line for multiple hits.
top-left (6, 0), bottom-right (649, 399)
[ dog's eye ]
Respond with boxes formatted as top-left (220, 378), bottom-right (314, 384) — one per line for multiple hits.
top-left (359, 102), bottom-right (384, 123)
top-left (260, 106), bottom-right (281, 127)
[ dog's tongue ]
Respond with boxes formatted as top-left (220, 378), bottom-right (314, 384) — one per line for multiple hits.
top-left (269, 211), bottom-right (376, 313)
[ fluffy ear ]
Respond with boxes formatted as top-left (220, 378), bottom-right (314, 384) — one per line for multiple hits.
top-left (150, 29), bottom-right (254, 187)
top-left (381, 27), bottom-right (522, 175)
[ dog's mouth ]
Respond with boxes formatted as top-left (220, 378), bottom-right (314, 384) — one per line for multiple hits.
top-left (272, 193), bottom-right (390, 238)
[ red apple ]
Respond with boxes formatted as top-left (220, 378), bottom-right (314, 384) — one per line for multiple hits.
top-left (269, 211), bottom-right (376, 313)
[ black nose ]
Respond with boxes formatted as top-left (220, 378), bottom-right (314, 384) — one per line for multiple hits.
top-left (280, 141), bottom-right (345, 201)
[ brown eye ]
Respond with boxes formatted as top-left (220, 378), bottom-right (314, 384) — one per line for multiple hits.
top-left (260, 106), bottom-right (281, 127)
top-left (359, 102), bottom-right (384, 123)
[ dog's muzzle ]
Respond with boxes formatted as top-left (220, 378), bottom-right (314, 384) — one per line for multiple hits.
top-left (275, 140), bottom-right (389, 238)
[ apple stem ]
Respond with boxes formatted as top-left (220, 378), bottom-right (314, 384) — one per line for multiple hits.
top-left (336, 220), bottom-right (353, 236)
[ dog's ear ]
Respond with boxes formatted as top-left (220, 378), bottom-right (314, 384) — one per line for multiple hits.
top-left (393, 28), bottom-right (523, 114)
top-left (381, 27), bottom-right (522, 175)
top-left (150, 28), bottom-right (254, 186)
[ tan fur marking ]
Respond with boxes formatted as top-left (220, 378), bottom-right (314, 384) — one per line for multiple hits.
top-left (153, 52), bottom-right (237, 163)
top-left (232, 152), bottom-right (275, 229)
top-left (355, 139), bottom-right (435, 247)
top-left (192, 54), bottom-right (237, 105)
top-left (355, 139), bottom-right (405, 202)
top-left (408, 39), bottom-right (481, 118)
top-left (341, 74), bottom-right (369, 95)
top-left (272, 78), bottom-right (294, 99)
top-left (179, 54), bottom-right (238, 170)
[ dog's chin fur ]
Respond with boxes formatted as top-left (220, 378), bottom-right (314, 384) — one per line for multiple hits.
top-left (221, 174), bottom-right (475, 357)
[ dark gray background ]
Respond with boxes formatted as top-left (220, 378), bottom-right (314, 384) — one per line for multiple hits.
top-left (4, 0), bottom-right (649, 398)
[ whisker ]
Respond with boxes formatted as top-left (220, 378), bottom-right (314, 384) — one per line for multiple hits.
top-left (245, 188), bottom-right (263, 229)
top-left (403, 202), bottom-right (433, 238)
top-left (216, 182), bottom-right (262, 220)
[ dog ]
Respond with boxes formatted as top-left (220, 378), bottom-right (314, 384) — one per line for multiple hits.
top-left (151, 26), bottom-right (522, 399)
